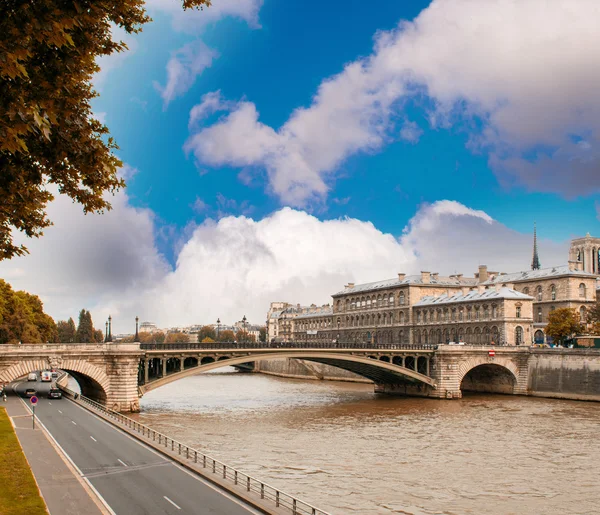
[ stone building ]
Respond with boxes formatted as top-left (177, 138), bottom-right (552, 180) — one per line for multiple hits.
top-left (569, 233), bottom-right (600, 274)
top-left (267, 302), bottom-right (332, 342)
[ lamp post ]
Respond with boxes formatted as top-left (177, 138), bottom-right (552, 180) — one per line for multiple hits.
top-left (337, 318), bottom-right (340, 345)
top-left (107, 315), bottom-right (112, 343)
top-left (216, 318), bottom-right (221, 342)
top-left (105, 321), bottom-right (108, 343)
top-left (242, 315), bottom-right (247, 343)
top-left (134, 316), bottom-right (140, 343)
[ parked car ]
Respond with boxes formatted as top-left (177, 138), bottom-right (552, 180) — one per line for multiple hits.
top-left (24, 388), bottom-right (36, 397)
top-left (27, 372), bottom-right (37, 382)
top-left (47, 388), bottom-right (62, 399)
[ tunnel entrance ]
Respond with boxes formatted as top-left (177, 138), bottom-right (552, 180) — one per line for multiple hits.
top-left (460, 364), bottom-right (516, 395)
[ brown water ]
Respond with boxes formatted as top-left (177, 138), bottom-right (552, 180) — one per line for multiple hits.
top-left (131, 368), bottom-right (600, 515)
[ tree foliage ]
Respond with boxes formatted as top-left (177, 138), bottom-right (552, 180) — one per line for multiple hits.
top-left (197, 325), bottom-right (216, 342)
top-left (218, 329), bottom-right (234, 342)
top-left (0, 0), bottom-right (210, 259)
top-left (165, 332), bottom-right (189, 343)
top-left (546, 308), bottom-right (583, 345)
top-left (235, 330), bottom-right (255, 343)
top-left (259, 327), bottom-right (266, 342)
top-left (0, 279), bottom-right (57, 343)
top-left (75, 309), bottom-right (96, 343)
top-left (57, 317), bottom-right (76, 343)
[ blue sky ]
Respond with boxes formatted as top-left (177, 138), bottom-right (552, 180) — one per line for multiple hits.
top-left (3, 0), bottom-right (600, 330)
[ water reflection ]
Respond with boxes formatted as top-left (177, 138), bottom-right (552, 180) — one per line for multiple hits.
top-left (128, 367), bottom-right (600, 515)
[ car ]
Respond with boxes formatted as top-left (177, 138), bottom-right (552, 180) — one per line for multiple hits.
top-left (40, 371), bottom-right (52, 382)
top-left (24, 388), bottom-right (36, 397)
top-left (51, 371), bottom-right (58, 379)
top-left (27, 372), bottom-right (37, 381)
top-left (47, 388), bottom-right (62, 399)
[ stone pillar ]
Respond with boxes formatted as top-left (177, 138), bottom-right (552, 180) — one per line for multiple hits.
top-left (180, 355), bottom-right (185, 371)
top-left (162, 356), bottom-right (167, 377)
top-left (104, 352), bottom-right (143, 413)
top-left (144, 359), bottom-right (149, 384)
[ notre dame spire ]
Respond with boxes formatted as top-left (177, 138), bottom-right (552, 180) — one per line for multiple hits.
top-left (531, 222), bottom-right (541, 270)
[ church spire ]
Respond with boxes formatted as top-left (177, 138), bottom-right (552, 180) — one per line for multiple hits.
top-left (531, 222), bottom-right (541, 270)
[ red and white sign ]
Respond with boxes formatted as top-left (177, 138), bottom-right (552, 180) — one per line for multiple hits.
top-left (488, 349), bottom-right (496, 357)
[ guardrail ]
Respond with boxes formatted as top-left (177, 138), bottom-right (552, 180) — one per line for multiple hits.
top-left (59, 385), bottom-right (330, 515)
top-left (141, 341), bottom-right (438, 351)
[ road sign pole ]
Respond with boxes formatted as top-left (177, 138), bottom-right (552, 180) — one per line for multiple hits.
top-left (30, 395), bottom-right (38, 429)
top-left (32, 404), bottom-right (35, 430)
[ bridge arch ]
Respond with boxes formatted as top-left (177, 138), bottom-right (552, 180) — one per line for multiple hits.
top-left (140, 352), bottom-right (435, 395)
top-left (0, 359), bottom-right (110, 402)
top-left (458, 357), bottom-right (518, 395)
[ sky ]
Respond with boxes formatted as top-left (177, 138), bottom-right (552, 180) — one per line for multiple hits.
top-left (2, 0), bottom-right (600, 334)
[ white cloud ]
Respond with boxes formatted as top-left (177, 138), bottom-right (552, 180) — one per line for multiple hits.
top-left (148, 0), bottom-right (263, 106)
top-left (187, 0), bottom-right (600, 205)
top-left (93, 25), bottom-right (139, 91)
top-left (0, 195), bottom-right (570, 333)
top-left (155, 40), bottom-right (219, 108)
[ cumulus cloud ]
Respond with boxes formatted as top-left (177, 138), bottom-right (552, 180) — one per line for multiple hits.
top-left (154, 41), bottom-right (219, 107)
top-left (0, 194), bottom-right (571, 333)
top-left (148, 0), bottom-right (263, 106)
top-left (186, 0), bottom-right (600, 205)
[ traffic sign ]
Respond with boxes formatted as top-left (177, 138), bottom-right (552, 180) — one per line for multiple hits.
top-left (488, 350), bottom-right (496, 357)
top-left (30, 396), bottom-right (38, 404)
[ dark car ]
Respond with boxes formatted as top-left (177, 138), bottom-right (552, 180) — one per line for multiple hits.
top-left (24, 388), bottom-right (36, 397)
top-left (47, 388), bottom-right (62, 399)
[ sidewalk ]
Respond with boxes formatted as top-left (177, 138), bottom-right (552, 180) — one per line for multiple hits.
top-left (4, 395), bottom-right (106, 515)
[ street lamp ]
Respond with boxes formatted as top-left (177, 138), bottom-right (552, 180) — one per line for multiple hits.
top-left (105, 321), bottom-right (108, 343)
top-left (216, 318), bottom-right (221, 342)
top-left (134, 316), bottom-right (140, 343)
top-left (107, 315), bottom-right (112, 343)
top-left (337, 318), bottom-right (340, 345)
top-left (242, 315), bottom-right (247, 343)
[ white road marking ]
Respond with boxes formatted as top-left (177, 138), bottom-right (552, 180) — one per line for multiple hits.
top-left (71, 420), bottom-right (77, 425)
top-left (164, 496), bottom-right (181, 510)
top-left (90, 436), bottom-right (97, 442)
top-left (58, 410), bottom-right (63, 414)
top-left (118, 459), bottom-right (128, 467)
top-left (49, 402), bottom-right (52, 405)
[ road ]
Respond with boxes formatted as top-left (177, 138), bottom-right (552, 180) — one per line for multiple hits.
top-left (13, 378), bottom-right (261, 515)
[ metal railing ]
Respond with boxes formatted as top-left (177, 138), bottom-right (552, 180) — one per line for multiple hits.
top-left (58, 386), bottom-right (330, 515)
top-left (141, 341), bottom-right (437, 351)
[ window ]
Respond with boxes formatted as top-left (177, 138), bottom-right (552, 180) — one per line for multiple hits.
top-left (515, 326), bottom-right (523, 345)
top-left (551, 305), bottom-right (555, 312)
top-left (537, 286), bottom-right (542, 301)
top-left (400, 312), bottom-right (405, 324)
top-left (423, 311), bottom-right (428, 323)
top-left (551, 285), bottom-right (556, 301)
top-left (367, 298), bottom-right (371, 308)
top-left (537, 308), bottom-right (542, 323)
top-left (451, 309), bottom-right (456, 321)
top-left (516, 306), bottom-right (521, 318)
top-left (483, 307), bottom-right (489, 319)
top-left (399, 292), bottom-right (405, 305)
top-left (475, 308), bottom-right (480, 320)
top-left (579, 283), bottom-right (586, 298)
top-left (389, 294), bottom-right (395, 306)
top-left (467, 308), bottom-right (472, 321)
top-left (523, 287), bottom-right (529, 295)
top-left (459, 309), bottom-right (463, 321)
top-left (416, 311), bottom-right (421, 323)
top-left (350, 300), bottom-right (356, 310)
top-left (491, 305), bottom-right (497, 318)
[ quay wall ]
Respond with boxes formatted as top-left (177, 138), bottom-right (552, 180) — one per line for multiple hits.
top-left (253, 359), bottom-right (371, 383)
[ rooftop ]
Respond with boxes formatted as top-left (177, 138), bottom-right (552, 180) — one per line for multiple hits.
top-left (333, 274), bottom-right (477, 296)
top-left (482, 264), bottom-right (596, 284)
top-left (294, 306), bottom-right (334, 319)
top-left (414, 287), bottom-right (533, 306)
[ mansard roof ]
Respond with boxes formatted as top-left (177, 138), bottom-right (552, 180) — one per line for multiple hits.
top-left (414, 287), bottom-right (533, 307)
top-left (294, 307), bottom-right (334, 319)
top-left (482, 264), bottom-right (596, 284)
top-left (333, 275), bottom-right (477, 296)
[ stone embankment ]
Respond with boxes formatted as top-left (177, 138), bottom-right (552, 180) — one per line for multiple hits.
top-left (253, 359), bottom-right (372, 383)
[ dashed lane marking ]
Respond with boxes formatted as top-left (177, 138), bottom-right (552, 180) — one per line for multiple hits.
top-left (164, 496), bottom-right (181, 510)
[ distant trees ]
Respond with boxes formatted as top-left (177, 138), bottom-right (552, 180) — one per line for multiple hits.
top-left (0, 279), bottom-right (57, 343)
top-left (165, 332), bottom-right (189, 343)
top-left (235, 330), bottom-right (256, 343)
top-left (75, 309), bottom-right (95, 343)
top-left (218, 330), bottom-right (235, 342)
top-left (259, 327), bottom-right (266, 342)
top-left (197, 326), bottom-right (216, 342)
top-left (57, 318), bottom-right (76, 343)
top-left (546, 308), bottom-right (583, 346)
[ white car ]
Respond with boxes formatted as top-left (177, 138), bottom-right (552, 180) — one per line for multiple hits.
top-left (448, 341), bottom-right (466, 346)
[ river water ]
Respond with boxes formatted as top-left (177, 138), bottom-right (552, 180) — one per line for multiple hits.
top-left (129, 368), bottom-right (599, 515)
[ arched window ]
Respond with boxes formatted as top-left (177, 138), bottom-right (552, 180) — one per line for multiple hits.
top-left (483, 306), bottom-right (489, 319)
top-left (377, 294), bottom-right (381, 307)
top-left (451, 309), bottom-right (456, 321)
top-left (537, 308), bottom-right (543, 323)
top-left (350, 299), bottom-right (356, 310)
top-left (580, 306), bottom-right (586, 322)
top-left (383, 294), bottom-right (388, 306)
top-left (515, 326), bottom-right (523, 345)
top-left (516, 305), bottom-right (521, 318)
top-left (577, 249), bottom-right (581, 262)
top-left (551, 284), bottom-right (556, 301)
top-left (579, 283), bottom-right (586, 298)
top-left (366, 297), bottom-right (371, 308)
top-left (423, 311), bottom-right (428, 323)
top-left (437, 310), bottom-right (441, 321)
top-left (399, 292), bottom-right (405, 305)
top-left (389, 294), bottom-right (395, 306)
top-left (467, 308), bottom-right (472, 321)
top-left (475, 308), bottom-right (480, 320)
top-left (400, 311), bottom-right (405, 324)
top-left (523, 287), bottom-right (529, 295)
top-left (458, 309), bottom-right (463, 321)
top-left (416, 311), bottom-right (421, 323)
top-left (537, 286), bottom-right (542, 301)
top-left (491, 305), bottom-right (497, 318)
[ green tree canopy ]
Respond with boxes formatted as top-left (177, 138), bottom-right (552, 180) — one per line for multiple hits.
top-left (259, 327), bottom-right (266, 342)
top-left (57, 317), bottom-right (76, 343)
top-left (0, 0), bottom-right (210, 259)
top-left (75, 309), bottom-right (95, 343)
top-left (0, 279), bottom-right (57, 343)
top-left (546, 308), bottom-right (583, 346)
top-left (197, 325), bottom-right (216, 342)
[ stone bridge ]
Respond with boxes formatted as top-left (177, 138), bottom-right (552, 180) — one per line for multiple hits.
top-left (1, 342), bottom-right (598, 411)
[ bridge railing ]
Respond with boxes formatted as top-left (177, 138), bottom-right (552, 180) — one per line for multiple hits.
top-left (141, 341), bottom-right (438, 351)
top-left (58, 385), bottom-right (330, 515)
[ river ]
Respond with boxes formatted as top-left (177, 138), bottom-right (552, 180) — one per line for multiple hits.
top-left (127, 368), bottom-right (599, 515)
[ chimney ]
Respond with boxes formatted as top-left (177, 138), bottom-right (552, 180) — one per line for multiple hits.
top-left (477, 284), bottom-right (486, 293)
top-left (461, 286), bottom-right (471, 295)
top-left (397, 273), bottom-right (406, 281)
top-left (421, 271), bottom-right (431, 284)
top-left (478, 265), bottom-right (488, 283)
top-left (431, 272), bottom-right (439, 281)
top-left (346, 283), bottom-right (355, 289)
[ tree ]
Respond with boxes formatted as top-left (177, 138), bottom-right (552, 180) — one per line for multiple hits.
top-left (197, 325), bottom-right (216, 343)
top-left (94, 329), bottom-right (104, 343)
top-left (0, 0), bottom-right (210, 259)
top-left (218, 330), bottom-right (235, 342)
top-left (235, 330), bottom-right (256, 343)
top-left (546, 308), bottom-right (583, 346)
top-left (259, 327), bottom-right (266, 343)
top-left (75, 309), bottom-right (94, 343)
top-left (0, 279), bottom-right (57, 343)
top-left (164, 332), bottom-right (189, 343)
top-left (201, 336), bottom-right (215, 343)
top-left (57, 317), bottom-right (76, 343)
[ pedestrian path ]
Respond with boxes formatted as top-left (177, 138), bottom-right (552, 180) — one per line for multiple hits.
top-left (4, 395), bottom-right (107, 515)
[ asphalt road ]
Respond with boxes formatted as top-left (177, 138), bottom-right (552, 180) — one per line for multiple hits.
top-left (14, 378), bottom-right (261, 515)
